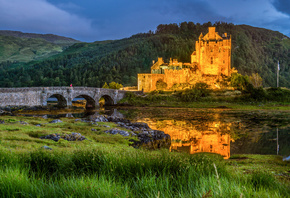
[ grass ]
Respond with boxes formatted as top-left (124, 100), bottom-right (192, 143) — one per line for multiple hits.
top-left (227, 155), bottom-right (290, 185)
top-left (0, 116), bottom-right (289, 197)
top-left (0, 35), bottom-right (64, 63)
top-left (119, 90), bottom-right (290, 110)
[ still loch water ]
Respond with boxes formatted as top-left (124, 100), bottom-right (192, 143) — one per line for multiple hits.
top-left (18, 107), bottom-right (290, 159)
top-left (118, 107), bottom-right (290, 159)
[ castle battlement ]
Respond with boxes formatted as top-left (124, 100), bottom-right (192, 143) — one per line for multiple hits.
top-left (138, 27), bottom-right (232, 92)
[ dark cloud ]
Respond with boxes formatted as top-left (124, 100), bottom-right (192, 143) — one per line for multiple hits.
top-left (154, 0), bottom-right (224, 23)
top-left (0, 0), bottom-right (94, 41)
top-left (273, 0), bottom-right (290, 15)
top-left (0, 0), bottom-right (290, 41)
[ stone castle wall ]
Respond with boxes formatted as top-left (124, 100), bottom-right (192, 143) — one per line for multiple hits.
top-left (192, 27), bottom-right (231, 76)
top-left (163, 69), bottom-right (189, 88)
top-left (138, 74), bottom-right (165, 92)
top-left (137, 27), bottom-right (232, 92)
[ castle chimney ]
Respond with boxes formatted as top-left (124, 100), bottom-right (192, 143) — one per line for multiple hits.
top-left (208, 27), bottom-right (216, 39)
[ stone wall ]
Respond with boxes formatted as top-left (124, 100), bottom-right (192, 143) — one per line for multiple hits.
top-left (138, 74), bottom-right (164, 92)
top-left (192, 27), bottom-right (231, 76)
top-left (0, 87), bottom-right (127, 108)
top-left (0, 88), bottom-right (43, 107)
top-left (137, 27), bottom-right (232, 92)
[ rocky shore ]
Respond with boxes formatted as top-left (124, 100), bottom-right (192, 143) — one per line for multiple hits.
top-left (0, 105), bottom-right (171, 149)
top-left (106, 116), bottom-right (171, 149)
top-left (35, 115), bottom-right (171, 149)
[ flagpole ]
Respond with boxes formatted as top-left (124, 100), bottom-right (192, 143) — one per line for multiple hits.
top-left (277, 61), bottom-right (279, 88)
top-left (277, 128), bottom-right (279, 155)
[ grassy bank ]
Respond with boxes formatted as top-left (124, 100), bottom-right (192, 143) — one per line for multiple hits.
top-left (119, 88), bottom-right (290, 110)
top-left (0, 116), bottom-right (289, 197)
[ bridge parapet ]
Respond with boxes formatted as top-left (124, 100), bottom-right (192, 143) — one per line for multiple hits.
top-left (0, 87), bottom-right (43, 93)
top-left (0, 87), bottom-right (127, 108)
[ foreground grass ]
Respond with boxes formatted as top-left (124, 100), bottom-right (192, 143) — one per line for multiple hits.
top-left (0, 116), bottom-right (289, 197)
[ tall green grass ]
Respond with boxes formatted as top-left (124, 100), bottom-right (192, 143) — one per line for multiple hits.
top-left (0, 146), bottom-right (289, 197)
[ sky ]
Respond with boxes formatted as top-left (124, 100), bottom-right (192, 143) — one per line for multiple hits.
top-left (0, 0), bottom-right (289, 42)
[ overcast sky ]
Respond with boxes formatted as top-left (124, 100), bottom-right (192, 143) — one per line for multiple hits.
top-left (0, 0), bottom-right (289, 42)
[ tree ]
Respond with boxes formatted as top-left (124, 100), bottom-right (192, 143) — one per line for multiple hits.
top-left (102, 82), bottom-right (109, 88)
top-left (102, 81), bottom-right (123, 89)
top-left (230, 73), bottom-right (250, 91)
top-left (109, 81), bottom-right (123, 89)
top-left (249, 73), bottom-right (263, 88)
top-left (176, 82), bottom-right (210, 102)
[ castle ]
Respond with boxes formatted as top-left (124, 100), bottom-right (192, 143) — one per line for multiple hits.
top-left (138, 27), bottom-right (232, 92)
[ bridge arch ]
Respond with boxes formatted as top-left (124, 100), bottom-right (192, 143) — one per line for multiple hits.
top-left (47, 94), bottom-right (67, 108)
top-left (99, 94), bottom-right (115, 106)
top-left (73, 94), bottom-right (96, 109)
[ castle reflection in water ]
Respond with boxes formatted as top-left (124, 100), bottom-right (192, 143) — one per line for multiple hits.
top-left (138, 119), bottom-right (232, 159)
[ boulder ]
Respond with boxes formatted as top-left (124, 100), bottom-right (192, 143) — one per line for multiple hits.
top-left (42, 146), bottom-right (52, 150)
top-left (19, 121), bottom-right (28, 125)
top-left (94, 115), bottom-right (108, 122)
top-left (105, 128), bottom-right (130, 136)
top-left (40, 133), bottom-right (60, 142)
top-left (49, 119), bottom-right (63, 123)
top-left (40, 133), bottom-right (86, 142)
top-left (107, 116), bottom-right (131, 123)
top-left (283, 155), bottom-right (290, 161)
top-left (0, 110), bottom-right (12, 116)
top-left (130, 122), bottom-right (150, 129)
top-left (91, 115), bottom-right (171, 149)
top-left (131, 130), bottom-right (171, 149)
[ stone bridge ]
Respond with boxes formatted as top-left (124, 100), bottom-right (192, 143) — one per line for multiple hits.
top-left (0, 87), bottom-right (127, 109)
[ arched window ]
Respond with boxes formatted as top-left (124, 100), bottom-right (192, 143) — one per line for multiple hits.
top-left (211, 57), bottom-right (213, 64)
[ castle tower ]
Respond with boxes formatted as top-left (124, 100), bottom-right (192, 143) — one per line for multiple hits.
top-left (191, 27), bottom-right (231, 76)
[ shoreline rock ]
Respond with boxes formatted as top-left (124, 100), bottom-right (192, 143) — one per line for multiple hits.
top-left (40, 133), bottom-right (87, 142)
top-left (101, 115), bottom-right (171, 149)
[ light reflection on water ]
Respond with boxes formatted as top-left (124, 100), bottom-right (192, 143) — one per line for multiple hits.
top-left (16, 107), bottom-right (290, 159)
top-left (139, 119), bottom-right (231, 159)
top-left (124, 108), bottom-right (290, 159)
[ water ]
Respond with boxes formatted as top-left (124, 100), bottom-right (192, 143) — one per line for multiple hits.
top-left (15, 107), bottom-right (290, 159)
top-left (117, 107), bottom-right (290, 159)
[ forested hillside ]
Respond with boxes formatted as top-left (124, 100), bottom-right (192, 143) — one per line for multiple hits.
top-left (0, 22), bottom-right (289, 88)
top-left (0, 31), bottom-right (79, 63)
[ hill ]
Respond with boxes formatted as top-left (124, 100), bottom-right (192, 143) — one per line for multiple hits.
top-left (0, 30), bottom-right (79, 45)
top-left (0, 30), bottom-right (79, 63)
top-left (0, 22), bottom-right (289, 88)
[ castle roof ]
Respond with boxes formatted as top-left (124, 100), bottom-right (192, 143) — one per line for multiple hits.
top-left (201, 27), bottom-right (223, 41)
